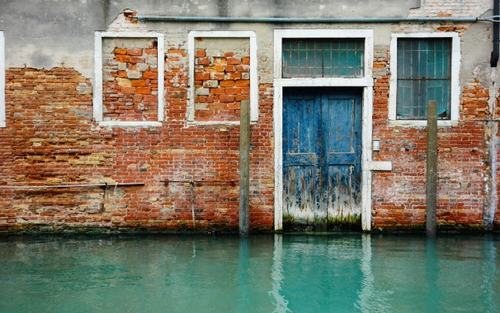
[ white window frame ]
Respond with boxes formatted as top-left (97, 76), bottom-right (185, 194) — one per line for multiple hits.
top-left (187, 31), bottom-right (258, 125)
top-left (93, 31), bottom-right (165, 128)
top-left (273, 29), bottom-right (392, 232)
top-left (0, 31), bottom-right (5, 128)
top-left (389, 32), bottom-right (461, 127)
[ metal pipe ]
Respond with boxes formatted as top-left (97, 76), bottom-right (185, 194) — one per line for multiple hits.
top-left (0, 182), bottom-right (145, 190)
top-left (138, 15), bottom-right (482, 23)
top-left (162, 179), bottom-right (238, 186)
top-left (491, 0), bottom-right (499, 67)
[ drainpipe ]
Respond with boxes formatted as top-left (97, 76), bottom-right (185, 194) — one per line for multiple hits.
top-left (138, 16), bottom-right (483, 23)
top-left (492, 0), bottom-right (499, 67)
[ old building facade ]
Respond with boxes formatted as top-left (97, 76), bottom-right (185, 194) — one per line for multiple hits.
top-left (0, 0), bottom-right (499, 232)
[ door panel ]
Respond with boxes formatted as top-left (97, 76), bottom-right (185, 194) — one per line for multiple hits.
top-left (283, 90), bottom-right (322, 225)
top-left (283, 88), bottom-right (362, 231)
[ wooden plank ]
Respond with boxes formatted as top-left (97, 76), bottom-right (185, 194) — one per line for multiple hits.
top-left (426, 100), bottom-right (438, 237)
top-left (239, 100), bottom-right (250, 236)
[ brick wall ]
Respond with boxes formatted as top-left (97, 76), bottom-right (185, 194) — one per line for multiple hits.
top-left (371, 53), bottom-right (490, 230)
top-left (0, 47), bottom-right (274, 232)
top-left (0, 16), bottom-right (497, 233)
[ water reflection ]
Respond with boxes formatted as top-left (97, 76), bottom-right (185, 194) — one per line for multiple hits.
top-left (269, 235), bottom-right (498, 313)
top-left (0, 235), bottom-right (498, 313)
top-left (270, 235), bottom-right (291, 313)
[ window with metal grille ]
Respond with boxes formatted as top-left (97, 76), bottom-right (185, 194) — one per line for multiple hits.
top-left (282, 38), bottom-right (364, 78)
top-left (396, 38), bottom-right (452, 120)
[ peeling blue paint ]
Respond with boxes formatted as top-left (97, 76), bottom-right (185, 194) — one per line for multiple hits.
top-left (283, 88), bottom-right (362, 230)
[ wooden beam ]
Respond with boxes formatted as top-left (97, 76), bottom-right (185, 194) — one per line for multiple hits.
top-left (240, 100), bottom-right (250, 236)
top-left (426, 100), bottom-right (438, 237)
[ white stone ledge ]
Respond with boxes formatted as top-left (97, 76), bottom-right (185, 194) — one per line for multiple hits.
top-left (98, 121), bottom-right (163, 128)
top-left (367, 161), bottom-right (392, 171)
top-left (388, 120), bottom-right (459, 128)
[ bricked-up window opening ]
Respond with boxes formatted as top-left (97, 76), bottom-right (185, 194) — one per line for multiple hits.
top-left (282, 38), bottom-right (364, 78)
top-left (93, 32), bottom-right (165, 127)
top-left (187, 31), bottom-right (258, 123)
top-left (396, 38), bottom-right (452, 120)
top-left (193, 37), bottom-right (250, 122)
top-left (102, 38), bottom-right (159, 122)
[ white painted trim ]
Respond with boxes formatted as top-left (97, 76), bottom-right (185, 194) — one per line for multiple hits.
top-left (361, 86), bottom-right (374, 231)
top-left (0, 32), bottom-right (5, 128)
top-left (278, 77), bottom-right (373, 87)
top-left (187, 31), bottom-right (259, 124)
top-left (93, 31), bottom-right (165, 127)
top-left (273, 29), bottom-right (379, 232)
top-left (93, 32), bottom-right (103, 122)
top-left (273, 81), bottom-right (283, 231)
top-left (389, 32), bottom-right (461, 126)
top-left (388, 119), bottom-right (459, 128)
top-left (157, 35), bottom-right (165, 121)
top-left (98, 121), bottom-right (162, 127)
top-left (100, 31), bottom-right (164, 38)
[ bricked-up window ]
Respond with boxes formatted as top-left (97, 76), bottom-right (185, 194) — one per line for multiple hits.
top-left (187, 31), bottom-right (258, 123)
top-left (282, 38), bottom-right (364, 78)
top-left (396, 38), bottom-right (452, 120)
top-left (93, 32), bottom-right (165, 127)
top-left (102, 38), bottom-right (159, 122)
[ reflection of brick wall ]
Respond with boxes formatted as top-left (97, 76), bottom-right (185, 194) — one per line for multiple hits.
top-left (102, 40), bottom-right (158, 121)
top-left (194, 48), bottom-right (250, 121)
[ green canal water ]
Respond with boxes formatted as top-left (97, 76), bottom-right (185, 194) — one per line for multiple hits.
top-left (0, 234), bottom-right (498, 313)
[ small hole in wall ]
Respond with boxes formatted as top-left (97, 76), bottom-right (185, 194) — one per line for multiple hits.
top-left (151, 40), bottom-right (158, 48)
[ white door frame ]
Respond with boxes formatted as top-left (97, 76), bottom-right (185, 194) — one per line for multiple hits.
top-left (273, 29), bottom-right (391, 231)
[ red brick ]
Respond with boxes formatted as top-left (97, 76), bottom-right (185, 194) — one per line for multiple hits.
top-left (219, 95), bottom-right (235, 103)
top-left (131, 79), bottom-right (146, 87)
top-left (135, 87), bottom-right (152, 94)
top-left (120, 86), bottom-right (136, 94)
top-left (127, 48), bottom-right (143, 56)
top-left (114, 48), bottom-right (127, 55)
top-left (196, 49), bottom-right (206, 58)
top-left (198, 57), bottom-right (210, 65)
top-left (144, 48), bottom-right (158, 55)
top-left (220, 80), bottom-right (235, 87)
top-left (235, 80), bottom-right (249, 87)
top-left (143, 71), bottom-right (157, 79)
top-left (226, 57), bottom-right (241, 65)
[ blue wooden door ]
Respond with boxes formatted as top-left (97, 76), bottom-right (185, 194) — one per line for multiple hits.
top-left (283, 88), bottom-right (362, 230)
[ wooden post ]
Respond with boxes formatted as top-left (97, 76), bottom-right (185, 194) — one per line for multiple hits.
top-left (239, 100), bottom-right (250, 236)
top-left (426, 100), bottom-right (438, 237)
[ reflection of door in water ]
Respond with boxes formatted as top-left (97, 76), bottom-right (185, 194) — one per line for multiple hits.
top-left (283, 88), bottom-right (362, 231)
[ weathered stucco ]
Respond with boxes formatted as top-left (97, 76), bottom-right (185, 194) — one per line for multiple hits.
top-left (0, 0), bottom-right (491, 78)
